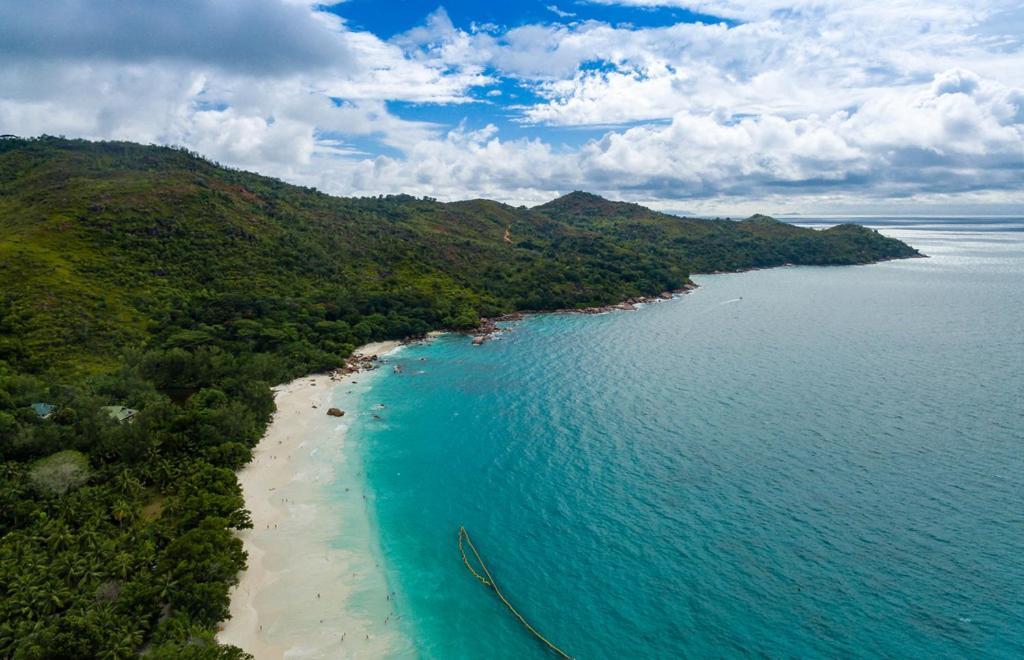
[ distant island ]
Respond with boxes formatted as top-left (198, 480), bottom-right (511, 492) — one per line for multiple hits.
top-left (0, 137), bottom-right (919, 657)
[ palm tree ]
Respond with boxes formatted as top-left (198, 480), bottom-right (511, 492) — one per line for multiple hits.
top-left (48, 523), bottom-right (74, 552)
top-left (113, 469), bottom-right (142, 499)
top-left (111, 499), bottom-right (136, 526)
top-left (155, 572), bottom-right (180, 603)
top-left (98, 627), bottom-right (144, 659)
top-left (112, 551), bottom-right (135, 581)
top-left (0, 623), bottom-right (17, 657)
top-left (74, 557), bottom-right (105, 588)
top-left (47, 585), bottom-right (71, 613)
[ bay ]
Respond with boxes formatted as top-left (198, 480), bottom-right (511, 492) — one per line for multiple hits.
top-left (339, 220), bottom-right (1024, 659)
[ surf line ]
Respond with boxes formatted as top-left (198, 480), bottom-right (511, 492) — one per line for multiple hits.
top-left (458, 526), bottom-right (572, 659)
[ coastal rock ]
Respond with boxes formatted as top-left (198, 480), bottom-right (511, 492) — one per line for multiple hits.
top-left (472, 336), bottom-right (486, 345)
top-left (326, 408), bottom-right (345, 417)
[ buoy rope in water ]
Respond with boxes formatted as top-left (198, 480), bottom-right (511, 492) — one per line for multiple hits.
top-left (457, 526), bottom-right (572, 659)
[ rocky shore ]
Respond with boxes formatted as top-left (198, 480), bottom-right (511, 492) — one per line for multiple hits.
top-left (329, 351), bottom-right (384, 381)
top-left (328, 285), bottom-right (703, 353)
top-left (327, 336), bottom-right (433, 380)
top-left (469, 283), bottom-right (699, 345)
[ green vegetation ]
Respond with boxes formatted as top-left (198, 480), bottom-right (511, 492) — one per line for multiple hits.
top-left (0, 137), bottom-right (918, 657)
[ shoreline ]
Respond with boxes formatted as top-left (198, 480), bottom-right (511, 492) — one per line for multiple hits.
top-left (469, 284), bottom-right (699, 344)
top-left (468, 251), bottom-right (921, 343)
top-left (215, 287), bottom-right (698, 653)
top-left (217, 249), bottom-right (918, 655)
top-left (217, 340), bottom-right (404, 659)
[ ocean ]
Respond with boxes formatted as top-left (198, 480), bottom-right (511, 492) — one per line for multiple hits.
top-left (332, 220), bottom-right (1024, 659)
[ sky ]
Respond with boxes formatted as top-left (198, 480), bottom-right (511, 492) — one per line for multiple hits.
top-left (1, 0), bottom-right (1023, 215)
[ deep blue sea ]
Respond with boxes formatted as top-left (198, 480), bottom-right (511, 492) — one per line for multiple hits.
top-left (344, 220), bottom-right (1024, 659)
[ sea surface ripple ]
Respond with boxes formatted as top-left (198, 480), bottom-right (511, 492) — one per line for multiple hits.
top-left (340, 220), bottom-right (1024, 659)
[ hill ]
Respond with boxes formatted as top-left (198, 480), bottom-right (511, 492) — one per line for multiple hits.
top-left (0, 137), bottom-right (918, 657)
top-left (0, 140), bottom-right (917, 376)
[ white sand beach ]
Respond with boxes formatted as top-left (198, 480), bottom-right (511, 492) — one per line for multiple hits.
top-left (217, 341), bottom-right (405, 658)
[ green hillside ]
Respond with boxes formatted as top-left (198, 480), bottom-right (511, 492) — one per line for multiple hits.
top-left (0, 136), bottom-right (918, 658)
top-left (1, 137), bottom-right (917, 377)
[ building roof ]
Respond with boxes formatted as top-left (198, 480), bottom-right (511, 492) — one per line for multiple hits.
top-left (31, 402), bottom-right (56, 418)
top-left (102, 405), bottom-right (137, 423)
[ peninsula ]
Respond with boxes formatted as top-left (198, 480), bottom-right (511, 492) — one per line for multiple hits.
top-left (0, 137), bottom-right (918, 657)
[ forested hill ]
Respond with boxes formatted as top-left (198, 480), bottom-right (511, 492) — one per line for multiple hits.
top-left (1, 137), bottom-right (916, 376)
top-left (0, 136), bottom-right (918, 658)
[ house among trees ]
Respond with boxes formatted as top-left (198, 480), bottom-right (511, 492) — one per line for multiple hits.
top-left (102, 405), bottom-right (137, 423)
top-left (30, 402), bottom-right (56, 419)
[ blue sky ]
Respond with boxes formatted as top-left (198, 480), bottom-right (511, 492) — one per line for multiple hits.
top-left (336, 0), bottom-right (734, 36)
top-left (1, 0), bottom-right (1023, 215)
top-left (334, 0), bottom-right (733, 151)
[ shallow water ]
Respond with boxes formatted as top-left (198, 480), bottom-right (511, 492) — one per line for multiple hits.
top-left (340, 220), bottom-right (1024, 659)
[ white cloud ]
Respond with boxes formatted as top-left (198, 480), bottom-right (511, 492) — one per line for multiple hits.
top-left (489, 5), bottom-right (1024, 127)
top-left (547, 5), bottom-right (577, 19)
top-left (574, 71), bottom-right (1024, 198)
top-left (295, 69), bottom-right (1023, 211)
top-left (0, 0), bottom-right (1021, 213)
top-left (0, 0), bottom-right (355, 75)
top-left (323, 24), bottom-right (492, 104)
top-left (587, 0), bottom-right (999, 23)
top-left (0, 2), bottom-right (475, 171)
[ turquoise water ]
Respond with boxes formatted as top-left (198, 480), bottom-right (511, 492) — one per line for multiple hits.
top-left (347, 221), bottom-right (1024, 659)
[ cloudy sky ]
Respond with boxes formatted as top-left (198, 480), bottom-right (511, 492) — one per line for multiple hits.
top-left (2, 0), bottom-right (1023, 215)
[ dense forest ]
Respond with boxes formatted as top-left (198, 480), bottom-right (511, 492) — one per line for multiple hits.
top-left (0, 136), bottom-right (918, 658)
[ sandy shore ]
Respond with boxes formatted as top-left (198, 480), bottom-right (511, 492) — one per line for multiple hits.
top-left (217, 341), bottom-right (404, 659)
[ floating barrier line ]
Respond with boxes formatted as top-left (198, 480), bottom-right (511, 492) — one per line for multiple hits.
top-left (458, 526), bottom-right (572, 659)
